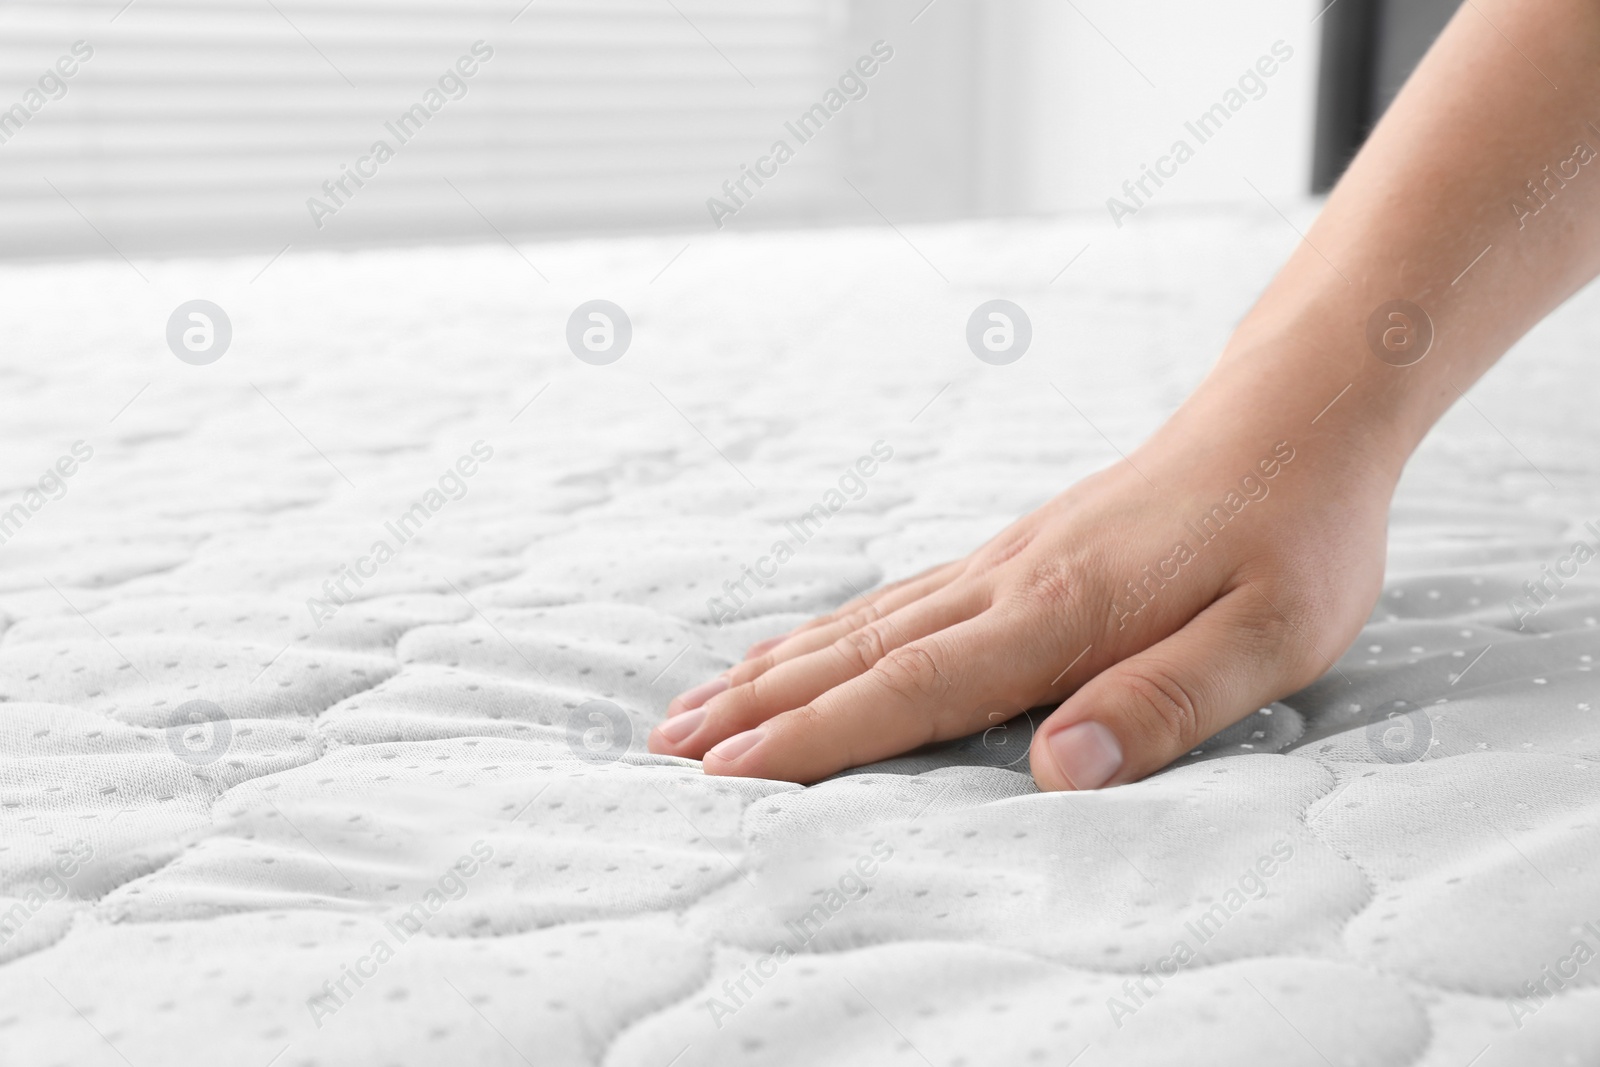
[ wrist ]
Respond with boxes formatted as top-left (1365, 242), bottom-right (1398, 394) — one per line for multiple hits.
top-left (1211, 296), bottom-right (1445, 476)
top-left (1150, 334), bottom-right (1415, 498)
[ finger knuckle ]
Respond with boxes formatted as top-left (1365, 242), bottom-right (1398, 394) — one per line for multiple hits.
top-left (816, 602), bottom-right (864, 631)
top-left (840, 606), bottom-right (880, 632)
top-left (868, 643), bottom-right (951, 701)
top-left (833, 624), bottom-right (891, 673)
top-left (1010, 560), bottom-right (1087, 622)
top-left (727, 653), bottom-right (777, 687)
top-left (1119, 662), bottom-right (1205, 751)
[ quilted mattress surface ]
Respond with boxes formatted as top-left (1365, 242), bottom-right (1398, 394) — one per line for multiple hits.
top-left (2, 208), bottom-right (1598, 1066)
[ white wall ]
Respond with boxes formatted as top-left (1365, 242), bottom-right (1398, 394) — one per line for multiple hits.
top-left (980, 0), bottom-right (1323, 217)
top-left (832, 0), bottom-right (1324, 230)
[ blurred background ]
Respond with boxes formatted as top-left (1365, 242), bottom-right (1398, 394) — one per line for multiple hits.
top-left (0, 0), bottom-right (1462, 261)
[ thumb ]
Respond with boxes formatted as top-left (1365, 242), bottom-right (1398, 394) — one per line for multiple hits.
top-left (1029, 586), bottom-right (1310, 791)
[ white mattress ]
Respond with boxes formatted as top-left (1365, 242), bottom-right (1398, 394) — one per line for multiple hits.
top-left (2, 209), bottom-right (1598, 1066)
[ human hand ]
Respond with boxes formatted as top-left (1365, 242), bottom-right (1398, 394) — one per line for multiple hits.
top-left (648, 0), bottom-right (1600, 790)
top-left (649, 414), bottom-right (1396, 790)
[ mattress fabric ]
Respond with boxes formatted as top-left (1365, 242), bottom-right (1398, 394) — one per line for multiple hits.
top-left (2, 210), bottom-right (1598, 1066)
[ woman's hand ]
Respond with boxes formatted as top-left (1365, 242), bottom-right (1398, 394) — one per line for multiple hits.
top-left (649, 412), bottom-right (1395, 790)
top-left (650, 0), bottom-right (1600, 790)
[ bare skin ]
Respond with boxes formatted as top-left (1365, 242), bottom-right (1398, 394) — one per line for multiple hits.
top-left (650, 0), bottom-right (1600, 789)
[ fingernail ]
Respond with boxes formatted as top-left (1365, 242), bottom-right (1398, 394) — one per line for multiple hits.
top-left (1045, 721), bottom-right (1122, 790)
top-left (655, 708), bottom-right (707, 745)
top-left (707, 728), bottom-right (764, 764)
top-left (674, 677), bottom-right (728, 714)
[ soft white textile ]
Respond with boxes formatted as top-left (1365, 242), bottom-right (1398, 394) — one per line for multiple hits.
top-left (1, 209), bottom-right (1596, 1066)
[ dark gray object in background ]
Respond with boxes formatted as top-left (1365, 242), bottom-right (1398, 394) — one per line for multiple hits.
top-left (1312, 0), bottom-right (1464, 193)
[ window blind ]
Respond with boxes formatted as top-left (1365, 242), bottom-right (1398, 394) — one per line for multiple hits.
top-left (0, 0), bottom-right (873, 257)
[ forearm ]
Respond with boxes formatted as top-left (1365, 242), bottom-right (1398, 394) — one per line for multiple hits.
top-left (1173, 0), bottom-right (1600, 481)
